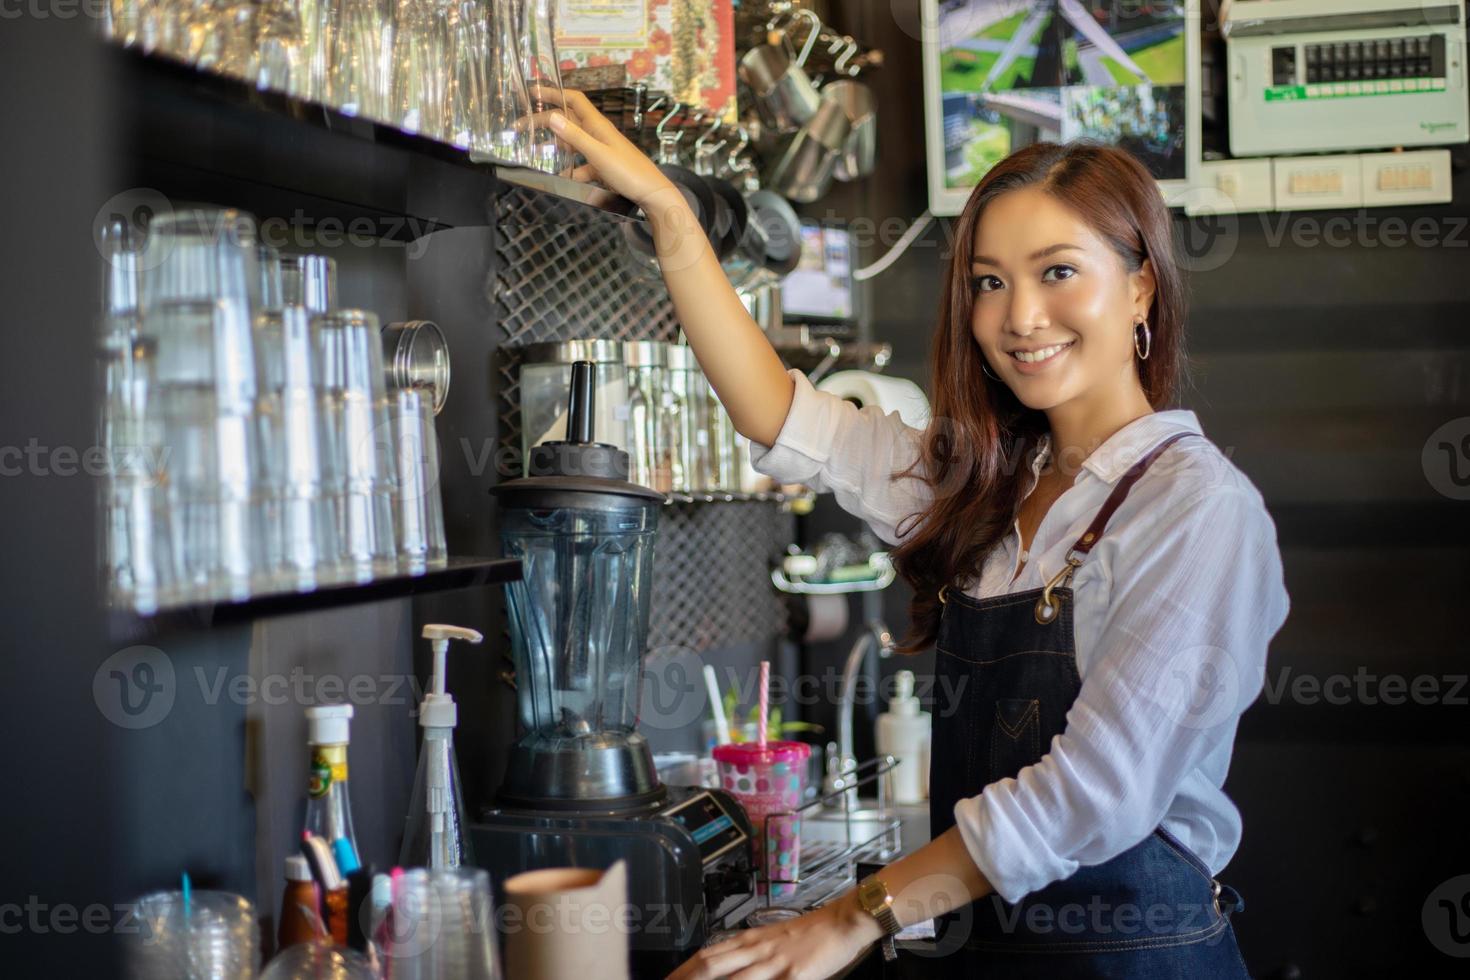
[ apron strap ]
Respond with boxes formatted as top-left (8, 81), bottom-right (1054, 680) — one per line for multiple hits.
top-left (1068, 430), bottom-right (1200, 559)
top-left (1033, 430), bottom-right (1199, 624)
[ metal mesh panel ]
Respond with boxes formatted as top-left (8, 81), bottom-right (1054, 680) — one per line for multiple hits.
top-left (491, 182), bottom-right (793, 654)
top-left (649, 502), bottom-right (793, 655)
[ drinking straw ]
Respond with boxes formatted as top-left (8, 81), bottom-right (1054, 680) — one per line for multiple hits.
top-left (758, 660), bottom-right (770, 749)
top-left (704, 664), bottom-right (732, 746)
top-left (181, 871), bottom-right (192, 921)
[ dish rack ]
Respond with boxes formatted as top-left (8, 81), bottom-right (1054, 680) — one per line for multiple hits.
top-left (754, 755), bottom-right (903, 910)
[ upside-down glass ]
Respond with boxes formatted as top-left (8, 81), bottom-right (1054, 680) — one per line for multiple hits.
top-left (666, 344), bottom-right (711, 492)
top-left (477, 0), bottom-right (532, 164)
top-left (316, 309), bottom-right (398, 581)
top-left (254, 294), bottom-right (341, 591)
top-left (447, 0), bottom-right (490, 150)
top-left (624, 341), bottom-right (674, 493)
top-left (138, 208), bottom-right (267, 602)
top-left (280, 253), bottom-right (338, 314)
top-left (384, 868), bottom-right (501, 979)
top-left (329, 0), bottom-right (390, 120)
top-left (387, 385), bottom-right (448, 572)
top-left (252, 0), bottom-right (306, 96)
top-left (98, 217), bottom-right (177, 610)
top-left (519, 0), bottom-right (570, 173)
top-left (100, 337), bottom-right (177, 612)
top-left (390, 0), bottom-right (453, 139)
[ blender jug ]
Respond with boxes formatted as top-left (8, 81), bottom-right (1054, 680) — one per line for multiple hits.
top-left (494, 360), bottom-right (666, 811)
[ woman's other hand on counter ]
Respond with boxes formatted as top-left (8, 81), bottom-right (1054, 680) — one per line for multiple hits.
top-left (665, 891), bottom-right (882, 980)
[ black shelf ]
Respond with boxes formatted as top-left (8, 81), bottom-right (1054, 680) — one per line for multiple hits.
top-left (110, 43), bottom-right (642, 236)
top-left (106, 556), bottom-right (521, 644)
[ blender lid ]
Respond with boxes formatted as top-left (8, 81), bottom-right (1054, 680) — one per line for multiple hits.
top-left (494, 359), bottom-right (665, 503)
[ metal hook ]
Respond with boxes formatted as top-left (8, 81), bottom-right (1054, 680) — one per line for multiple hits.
top-left (654, 99), bottom-right (684, 142)
top-left (694, 114), bottom-right (728, 164)
top-left (631, 82), bottom-right (649, 131)
top-left (791, 8), bottom-right (823, 67)
top-left (727, 124), bottom-right (751, 168)
top-left (835, 36), bottom-right (860, 76)
top-left (654, 99), bottom-right (685, 164)
top-left (764, 0), bottom-right (796, 32)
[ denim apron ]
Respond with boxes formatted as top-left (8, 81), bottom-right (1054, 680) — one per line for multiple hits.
top-left (928, 432), bottom-right (1250, 979)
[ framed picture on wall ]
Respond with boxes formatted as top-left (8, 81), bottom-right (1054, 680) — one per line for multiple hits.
top-left (920, 0), bottom-right (1201, 215)
top-left (556, 0), bottom-right (739, 121)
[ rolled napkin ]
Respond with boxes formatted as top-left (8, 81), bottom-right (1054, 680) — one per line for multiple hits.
top-left (815, 370), bottom-right (931, 428)
top-left (501, 861), bottom-right (630, 980)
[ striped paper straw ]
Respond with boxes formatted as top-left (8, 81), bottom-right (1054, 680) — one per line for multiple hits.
top-left (758, 660), bottom-right (769, 748)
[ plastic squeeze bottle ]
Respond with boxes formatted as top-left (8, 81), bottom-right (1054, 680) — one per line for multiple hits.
top-left (875, 670), bottom-right (932, 805)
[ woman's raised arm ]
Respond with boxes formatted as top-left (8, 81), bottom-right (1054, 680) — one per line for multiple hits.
top-left (543, 92), bottom-right (794, 446)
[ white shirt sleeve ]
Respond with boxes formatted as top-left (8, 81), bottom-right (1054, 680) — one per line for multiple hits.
top-left (951, 487), bottom-right (1290, 904)
top-left (746, 368), bottom-right (933, 545)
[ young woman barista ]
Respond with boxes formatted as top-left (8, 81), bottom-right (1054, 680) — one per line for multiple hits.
top-left (544, 95), bottom-right (1289, 979)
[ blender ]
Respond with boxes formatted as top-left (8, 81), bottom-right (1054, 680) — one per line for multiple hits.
top-left (494, 357), bottom-right (665, 811)
top-left (471, 361), bottom-right (756, 971)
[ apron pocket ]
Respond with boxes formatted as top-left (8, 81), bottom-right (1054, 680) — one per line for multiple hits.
top-left (989, 697), bottom-right (1042, 781)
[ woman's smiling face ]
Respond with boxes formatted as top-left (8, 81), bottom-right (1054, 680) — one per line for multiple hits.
top-left (969, 186), bottom-right (1154, 412)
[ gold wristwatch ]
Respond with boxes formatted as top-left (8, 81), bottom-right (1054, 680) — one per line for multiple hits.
top-left (856, 874), bottom-right (900, 961)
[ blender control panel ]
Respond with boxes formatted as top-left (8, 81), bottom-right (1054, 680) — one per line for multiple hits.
top-left (660, 790), bottom-right (747, 865)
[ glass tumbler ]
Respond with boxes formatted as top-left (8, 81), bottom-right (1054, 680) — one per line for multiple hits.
top-left (255, 303), bottom-right (340, 591)
top-left (315, 309), bottom-right (398, 582)
top-left (666, 344), bottom-right (711, 493)
top-left (387, 385), bottom-right (447, 573)
top-left (384, 868), bottom-right (500, 980)
top-left (280, 253), bottom-right (338, 315)
top-left (624, 341), bottom-right (674, 493)
top-left (328, 0), bottom-right (390, 120)
top-left (99, 336), bottom-right (176, 612)
top-left (518, 0), bottom-right (570, 174)
top-left (446, 0), bottom-right (490, 150)
top-left (138, 208), bottom-right (268, 602)
top-left (478, 0), bottom-right (532, 164)
top-left (390, 0), bottom-right (453, 139)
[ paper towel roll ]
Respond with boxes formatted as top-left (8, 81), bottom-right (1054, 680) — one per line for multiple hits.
top-left (502, 861), bottom-right (630, 980)
top-left (804, 594), bottom-right (849, 643)
top-left (816, 371), bottom-right (930, 428)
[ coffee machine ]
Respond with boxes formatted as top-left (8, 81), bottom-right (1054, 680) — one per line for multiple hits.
top-left (471, 362), bottom-right (756, 974)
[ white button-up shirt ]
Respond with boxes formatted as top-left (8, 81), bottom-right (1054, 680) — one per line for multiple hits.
top-left (749, 369), bottom-right (1290, 903)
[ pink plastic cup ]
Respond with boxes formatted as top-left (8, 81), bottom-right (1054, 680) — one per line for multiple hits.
top-left (713, 741), bottom-right (811, 898)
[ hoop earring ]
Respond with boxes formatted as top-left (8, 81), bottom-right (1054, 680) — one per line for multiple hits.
top-left (982, 360), bottom-right (1002, 382)
top-left (1134, 319), bottom-right (1152, 361)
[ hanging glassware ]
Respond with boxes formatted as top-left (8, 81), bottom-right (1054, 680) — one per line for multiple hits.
top-left (517, 0), bottom-right (570, 174)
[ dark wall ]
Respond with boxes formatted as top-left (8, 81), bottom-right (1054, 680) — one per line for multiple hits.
top-left (0, 19), bottom-right (120, 979)
top-left (801, 2), bottom-right (1470, 976)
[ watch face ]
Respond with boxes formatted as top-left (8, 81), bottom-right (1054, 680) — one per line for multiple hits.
top-left (858, 876), bottom-right (889, 908)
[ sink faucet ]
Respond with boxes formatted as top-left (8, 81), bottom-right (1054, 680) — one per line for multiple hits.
top-left (825, 620), bottom-right (894, 809)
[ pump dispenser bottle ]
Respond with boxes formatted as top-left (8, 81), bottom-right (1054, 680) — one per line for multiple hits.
top-left (400, 624), bottom-right (483, 869)
top-left (875, 670), bottom-right (931, 805)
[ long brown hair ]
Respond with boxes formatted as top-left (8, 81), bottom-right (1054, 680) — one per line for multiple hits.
top-left (890, 141), bottom-right (1188, 653)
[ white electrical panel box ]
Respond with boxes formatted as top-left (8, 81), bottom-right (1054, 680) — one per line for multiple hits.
top-left (1224, 0), bottom-right (1468, 156)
